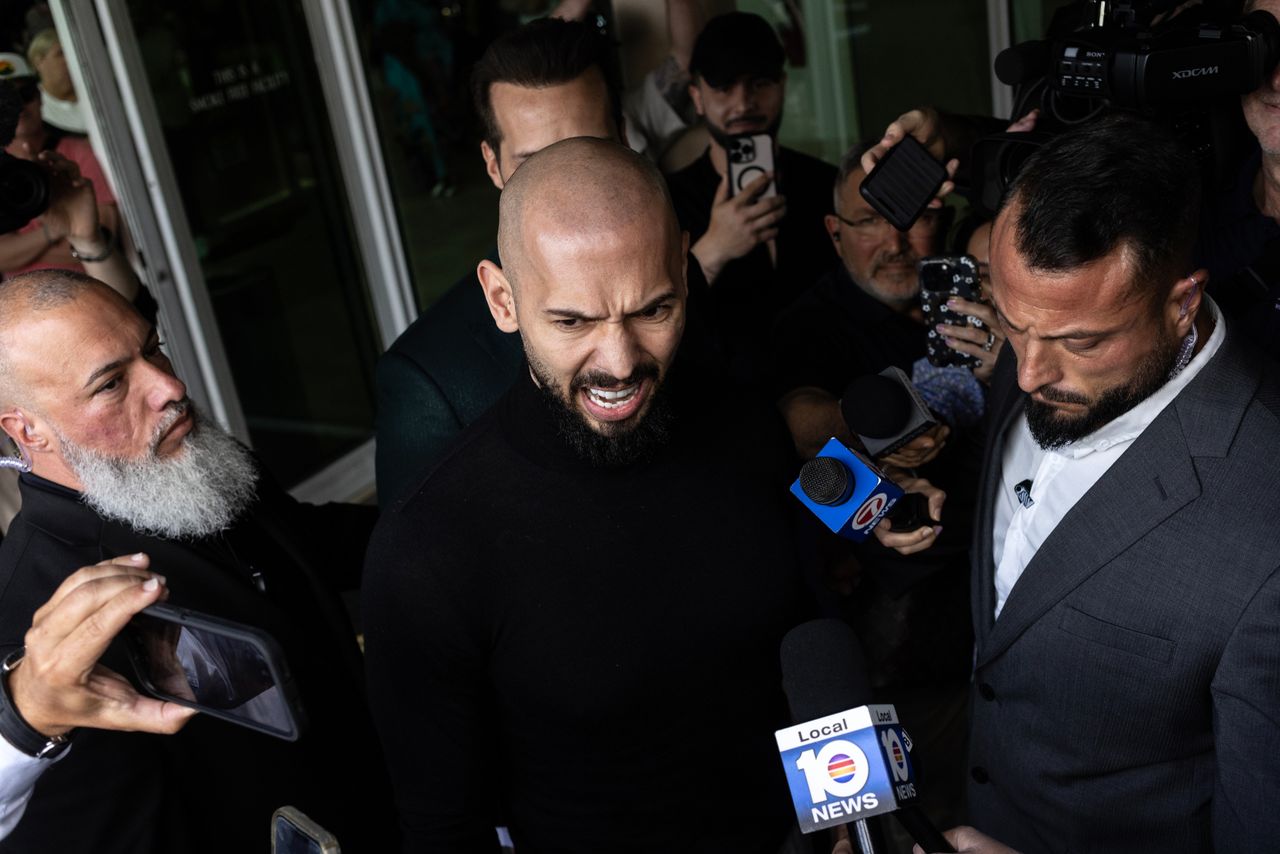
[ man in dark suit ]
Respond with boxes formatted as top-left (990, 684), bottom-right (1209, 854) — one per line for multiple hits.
top-left (957, 115), bottom-right (1280, 853)
top-left (0, 270), bottom-right (395, 852)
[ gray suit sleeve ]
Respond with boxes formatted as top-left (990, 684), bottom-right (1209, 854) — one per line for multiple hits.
top-left (374, 350), bottom-right (464, 508)
top-left (1211, 565), bottom-right (1280, 850)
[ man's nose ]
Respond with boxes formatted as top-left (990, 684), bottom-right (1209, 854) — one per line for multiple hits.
top-left (142, 357), bottom-right (188, 410)
top-left (1015, 338), bottom-right (1060, 395)
top-left (592, 323), bottom-right (644, 384)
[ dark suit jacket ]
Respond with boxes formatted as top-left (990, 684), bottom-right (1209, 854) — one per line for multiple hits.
top-left (0, 475), bottom-right (396, 854)
top-left (375, 253), bottom-right (525, 507)
top-left (967, 334), bottom-right (1280, 853)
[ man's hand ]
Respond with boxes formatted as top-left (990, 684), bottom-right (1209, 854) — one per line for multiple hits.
top-left (39, 151), bottom-right (101, 246)
top-left (880, 423), bottom-right (950, 469)
top-left (938, 296), bottom-right (1007, 385)
top-left (691, 172), bottom-right (786, 283)
top-left (872, 475), bottom-right (945, 555)
top-left (860, 107), bottom-right (959, 208)
top-left (1005, 109), bottom-right (1039, 134)
top-left (913, 826), bottom-right (1023, 854)
top-left (8, 555), bottom-right (197, 738)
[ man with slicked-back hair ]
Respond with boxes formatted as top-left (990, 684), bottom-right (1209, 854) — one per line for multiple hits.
top-left (963, 114), bottom-right (1280, 853)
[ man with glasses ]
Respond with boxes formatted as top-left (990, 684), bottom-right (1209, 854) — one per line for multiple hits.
top-left (771, 141), bottom-right (975, 461)
top-left (768, 141), bottom-right (981, 846)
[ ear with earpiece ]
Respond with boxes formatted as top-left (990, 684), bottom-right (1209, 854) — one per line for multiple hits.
top-left (0, 411), bottom-right (38, 472)
top-left (1179, 276), bottom-right (1200, 319)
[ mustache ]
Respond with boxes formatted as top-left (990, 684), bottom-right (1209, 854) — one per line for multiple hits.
top-left (726, 113), bottom-right (768, 126)
top-left (871, 251), bottom-right (917, 275)
top-left (570, 363), bottom-right (660, 392)
top-left (149, 399), bottom-right (192, 452)
top-left (1034, 385), bottom-right (1090, 406)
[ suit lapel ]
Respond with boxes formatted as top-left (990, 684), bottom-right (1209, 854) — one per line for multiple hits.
top-left (971, 352), bottom-right (1027, 645)
top-left (977, 408), bottom-right (1201, 666)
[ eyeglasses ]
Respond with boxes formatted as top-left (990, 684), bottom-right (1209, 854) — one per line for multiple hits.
top-left (836, 209), bottom-right (943, 239)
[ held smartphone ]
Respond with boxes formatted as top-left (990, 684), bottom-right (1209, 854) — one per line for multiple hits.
top-left (858, 134), bottom-right (948, 231)
top-left (124, 603), bottom-right (306, 741)
top-left (919, 254), bottom-right (985, 370)
top-left (272, 807), bottom-right (341, 854)
top-left (726, 133), bottom-right (777, 199)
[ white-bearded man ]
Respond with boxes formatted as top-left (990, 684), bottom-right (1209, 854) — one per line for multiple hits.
top-left (0, 270), bottom-right (396, 854)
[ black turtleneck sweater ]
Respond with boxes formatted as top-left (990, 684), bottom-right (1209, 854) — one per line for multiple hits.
top-left (363, 364), bottom-right (808, 853)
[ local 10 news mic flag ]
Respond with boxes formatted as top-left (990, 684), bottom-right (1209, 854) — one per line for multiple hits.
top-left (776, 620), bottom-right (954, 853)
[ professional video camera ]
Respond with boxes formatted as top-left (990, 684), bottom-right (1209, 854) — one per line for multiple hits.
top-left (971, 0), bottom-right (1280, 214)
top-left (0, 81), bottom-right (50, 233)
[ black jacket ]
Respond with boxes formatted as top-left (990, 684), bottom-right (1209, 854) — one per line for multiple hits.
top-left (0, 473), bottom-right (396, 854)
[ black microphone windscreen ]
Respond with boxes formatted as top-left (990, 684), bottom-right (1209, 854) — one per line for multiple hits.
top-left (995, 40), bottom-right (1052, 86)
top-left (799, 457), bottom-right (851, 506)
top-left (841, 374), bottom-right (911, 439)
top-left (780, 619), bottom-right (872, 724)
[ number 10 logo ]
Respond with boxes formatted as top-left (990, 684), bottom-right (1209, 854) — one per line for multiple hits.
top-left (794, 740), bottom-right (871, 803)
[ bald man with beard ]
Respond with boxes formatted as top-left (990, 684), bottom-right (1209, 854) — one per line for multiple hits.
top-left (363, 138), bottom-right (808, 853)
top-left (0, 271), bottom-right (397, 853)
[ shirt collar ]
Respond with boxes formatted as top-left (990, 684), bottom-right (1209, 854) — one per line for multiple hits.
top-left (1053, 295), bottom-right (1227, 460)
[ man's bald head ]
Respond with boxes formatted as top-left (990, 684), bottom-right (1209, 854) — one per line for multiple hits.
top-left (0, 269), bottom-right (121, 407)
top-left (496, 137), bottom-right (682, 288)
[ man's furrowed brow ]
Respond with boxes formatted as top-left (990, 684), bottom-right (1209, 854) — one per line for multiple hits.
top-left (543, 306), bottom-right (603, 321)
top-left (626, 291), bottom-right (678, 317)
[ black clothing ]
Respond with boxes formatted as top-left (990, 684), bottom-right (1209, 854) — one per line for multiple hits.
top-left (667, 146), bottom-right (837, 383)
top-left (375, 248), bottom-right (524, 507)
top-left (0, 474), bottom-right (396, 854)
top-left (769, 265), bottom-right (928, 399)
top-left (1195, 140), bottom-right (1280, 362)
top-left (1196, 142), bottom-right (1280, 285)
top-left (769, 263), bottom-right (974, 679)
top-left (364, 363), bottom-right (806, 853)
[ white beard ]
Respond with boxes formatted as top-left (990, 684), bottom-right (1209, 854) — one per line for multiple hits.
top-left (58, 407), bottom-right (259, 539)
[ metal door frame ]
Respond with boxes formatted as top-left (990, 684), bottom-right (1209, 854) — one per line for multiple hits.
top-left (52, 0), bottom-right (417, 501)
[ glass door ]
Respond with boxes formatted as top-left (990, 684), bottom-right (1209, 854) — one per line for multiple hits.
top-left (55, 0), bottom-right (415, 498)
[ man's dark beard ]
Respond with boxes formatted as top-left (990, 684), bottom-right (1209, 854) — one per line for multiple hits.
top-left (529, 359), bottom-right (675, 468)
top-left (706, 113), bottom-right (783, 154)
top-left (1025, 331), bottom-right (1180, 450)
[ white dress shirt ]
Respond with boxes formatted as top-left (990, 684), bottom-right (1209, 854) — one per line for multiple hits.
top-left (991, 297), bottom-right (1226, 619)
top-left (0, 735), bottom-right (66, 840)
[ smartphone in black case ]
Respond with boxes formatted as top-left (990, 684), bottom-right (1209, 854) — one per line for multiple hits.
top-left (272, 806), bottom-right (341, 854)
top-left (919, 254), bottom-right (985, 369)
top-left (125, 603), bottom-right (306, 741)
top-left (858, 134), bottom-right (948, 231)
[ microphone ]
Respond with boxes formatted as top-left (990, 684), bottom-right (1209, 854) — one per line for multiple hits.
top-left (994, 39), bottom-right (1052, 86)
top-left (777, 619), bottom-right (955, 853)
top-left (841, 368), bottom-right (938, 460)
top-left (791, 440), bottom-right (904, 542)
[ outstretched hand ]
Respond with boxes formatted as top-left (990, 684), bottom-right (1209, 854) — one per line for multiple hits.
top-left (8, 555), bottom-right (197, 738)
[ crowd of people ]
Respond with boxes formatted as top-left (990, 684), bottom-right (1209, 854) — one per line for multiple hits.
top-left (0, 4), bottom-right (1277, 854)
